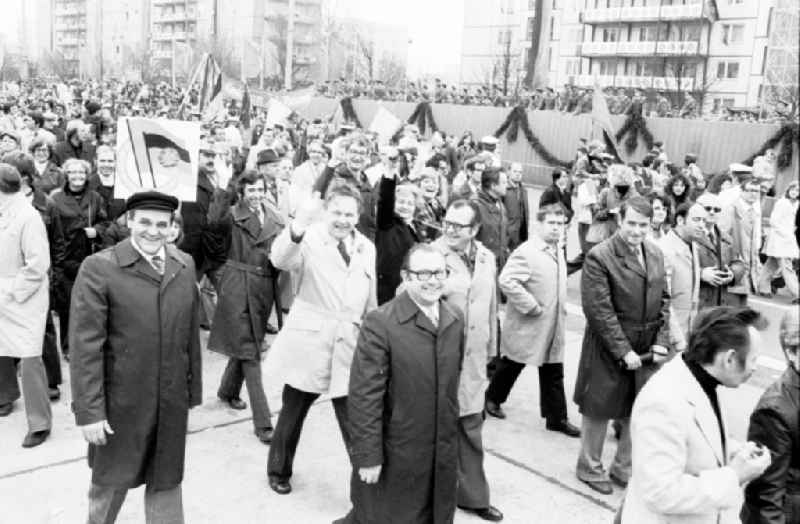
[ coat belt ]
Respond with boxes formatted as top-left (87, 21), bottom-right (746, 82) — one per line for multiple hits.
top-left (292, 298), bottom-right (362, 326)
top-left (619, 319), bottom-right (662, 332)
top-left (224, 259), bottom-right (272, 277)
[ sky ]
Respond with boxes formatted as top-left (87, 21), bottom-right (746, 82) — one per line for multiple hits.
top-left (334, 0), bottom-right (464, 81)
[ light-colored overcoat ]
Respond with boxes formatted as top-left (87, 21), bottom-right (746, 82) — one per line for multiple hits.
top-left (621, 356), bottom-right (741, 524)
top-left (498, 235), bottom-right (566, 367)
top-left (266, 222), bottom-right (377, 398)
top-left (432, 238), bottom-right (497, 417)
top-left (656, 230), bottom-right (700, 348)
top-left (0, 193), bottom-right (50, 358)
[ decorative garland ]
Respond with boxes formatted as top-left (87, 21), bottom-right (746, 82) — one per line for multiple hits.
top-left (742, 122), bottom-right (798, 171)
top-left (339, 97), bottom-right (362, 129)
top-left (406, 101), bottom-right (439, 135)
top-left (615, 111), bottom-right (654, 155)
top-left (493, 105), bottom-right (573, 168)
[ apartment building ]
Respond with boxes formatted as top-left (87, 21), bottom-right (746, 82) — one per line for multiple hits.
top-left (460, 0), bottom-right (538, 89)
top-left (540, 0), bottom-right (796, 111)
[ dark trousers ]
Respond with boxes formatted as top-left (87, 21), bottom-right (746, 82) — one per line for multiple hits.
top-left (457, 413), bottom-right (491, 509)
top-left (87, 483), bottom-right (183, 524)
top-left (217, 357), bottom-right (272, 430)
top-left (485, 357), bottom-right (567, 423)
top-left (42, 312), bottom-right (62, 388)
top-left (54, 278), bottom-right (74, 356)
top-left (267, 384), bottom-right (350, 481)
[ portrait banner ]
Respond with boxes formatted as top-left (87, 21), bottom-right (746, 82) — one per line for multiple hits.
top-left (115, 118), bottom-right (200, 202)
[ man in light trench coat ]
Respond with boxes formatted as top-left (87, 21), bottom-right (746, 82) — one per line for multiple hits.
top-left (485, 203), bottom-right (580, 438)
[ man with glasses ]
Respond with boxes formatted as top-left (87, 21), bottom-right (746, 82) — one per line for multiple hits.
top-left (695, 192), bottom-right (743, 308)
top-left (338, 243), bottom-right (463, 524)
top-left (429, 200), bottom-right (504, 521)
top-left (314, 136), bottom-right (378, 241)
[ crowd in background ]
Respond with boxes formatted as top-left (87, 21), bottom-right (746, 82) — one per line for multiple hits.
top-left (0, 73), bottom-right (798, 524)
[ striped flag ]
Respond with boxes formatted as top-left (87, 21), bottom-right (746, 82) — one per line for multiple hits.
top-left (198, 54), bottom-right (223, 118)
top-left (591, 85), bottom-right (621, 162)
top-left (240, 84), bottom-right (251, 129)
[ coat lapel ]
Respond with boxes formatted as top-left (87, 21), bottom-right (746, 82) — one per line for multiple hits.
top-left (613, 235), bottom-right (646, 278)
top-left (232, 202), bottom-right (262, 239)
top-left (160, 246), bottom-right (187, 292)
top-left (677, 360), bottom-right (725, 466)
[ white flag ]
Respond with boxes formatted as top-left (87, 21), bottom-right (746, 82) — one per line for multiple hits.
top-left (369, 106), bottom-right (402, 145)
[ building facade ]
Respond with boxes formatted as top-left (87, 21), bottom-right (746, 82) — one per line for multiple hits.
top-left (460, 0), bottom-right (537, 91)
top-left (541, 0), bottom-right (797, 112)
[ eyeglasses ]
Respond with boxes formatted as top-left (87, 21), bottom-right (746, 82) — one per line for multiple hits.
top-left (703, 206), bottom-right (722, 213)
top-left (443, 220), bottom-right (473, 232)
top-left (407, 269), bottom-right (450, 282)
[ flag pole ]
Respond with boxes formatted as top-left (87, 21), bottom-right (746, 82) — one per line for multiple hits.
top-left (125, 118), bottom-right (143, 186)
top-left (177, 53), bottom-right (207, 119)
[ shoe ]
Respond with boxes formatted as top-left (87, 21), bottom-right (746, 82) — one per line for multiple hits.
top-left (219, 396), bottom-right (247, 410)
top-left (265, 323), bottom-right (279, 335)
top-left (609, 472), bottom-right (628, 489)
top-left (48, 387), bottom-right (61, 401)
top-left (545, 419), bottom-right (581, 438)
top-left (458, 505), bottom-right (504, 522)
top-left (255, 427), bottom-right (274, 444)
top-left (485, 400), bottom-right (506, 420)
top-left (268, 476), bottom-right (292, 495)
top-left (0, 403), bottom-right (12, 417)
top-left (22, 429), bottom-right (50, 448)
top-left (579, 478), bottom-right (613, 495)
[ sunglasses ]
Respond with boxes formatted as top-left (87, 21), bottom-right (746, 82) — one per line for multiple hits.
top-left (703, 206), bottom-right (722, 213)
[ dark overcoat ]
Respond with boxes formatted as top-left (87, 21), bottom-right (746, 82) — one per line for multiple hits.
top-left (344, 291), bottom-right (464, 524)
top-left (375, 175), bottom-right (420, 305)
top-left (573, 233), bottom-right (671, 419)
top-left (69, 239), bottom-right (202, 490)
top-left (694, 225), bottom-right (745, 308)
top-left (503, 183), bottom-right (529, 251)
top-left (742, 367), bottom-right (800, 524)
top-left (51, 185), bottom-right (108, 281)
top-left (207, 200), bottom-right (284, 360)
top-left (474, 190), bottom-right (508, 270)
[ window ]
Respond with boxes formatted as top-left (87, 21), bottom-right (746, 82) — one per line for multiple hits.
top-left (529, 0), bottom-right (537, 9)
top-left (553, 0), bottom-right (558, 7)
top-left (721, 24), bottom-right (744, 45)
top-left (602, 27), bottom-right (619, 42)
top-left (727, 0), bottom-right (743, 4)
top-left (547, 47), bottom-right (553, 70)
top-left (527, 18), bottom-right (536, 40)
top-left (761, 45), bottom-right (768, 75)
top-left (716, 61), bottom-right (740, 79)
top-left (549, 17), bottom-right (555, 40)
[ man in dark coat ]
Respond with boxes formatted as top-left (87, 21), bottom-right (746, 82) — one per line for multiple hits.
top-left (207, 170), bottom-right (284, 444)
top-left (694, 192), bottom-right (744, 308)
top-left (69, 191), bottom-right (202, 524)
top-left (742, 309), bottom-right (800, 524)
top-left (539, 168), bottom-right (573, 223)
top-left (574, 196), bottom-right (671, 495)
top-left (337, 244), bottom-right (464, 524)
top-left (313, 137), bottom-right (377, 241)
top-left (474, 167), bottom-right (509, 270)
top-left (504, 162), bottom-right (529, 251)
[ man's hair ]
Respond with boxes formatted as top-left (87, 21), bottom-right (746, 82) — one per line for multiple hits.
top-left (686, 307), bottom-right (766, 366)
top-left (620, 195), bottom-right (653, 220)
top-left (447, 198), bottom-right (481, 226)
top-left (551, 168), bottom-right (566, 182)
top-left (27, 137), bottom-right (52, 157)
top-left (424, 153), bottom-right (447, 169)
top-left (401, 242), bottom-right (445, 271)
top-left (236, 169), bottom-right (265, 196)
top-left (671, 201), bottom-right (694, 227)
top-left (0, 163), bottom-right (22, 194)
top-left (95, 144), bottom-right (116, 160)
top-left (536, 203), bottom-right (565, 222)
top-left (325, 181), bottom-right (363, 210)
top-left (1, 152), bottom-right (35, 181)
top-left (480, 167), bottom-right (503, 191)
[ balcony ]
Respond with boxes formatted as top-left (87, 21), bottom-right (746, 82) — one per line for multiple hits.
top-left (152, 49), bottom-right (173, 60)
top-left (581, 40), bottom-right (701, 56)
top-left (155, 12), bottom-right (192, 23)
top-left (57, 36), bottom-right (81, 46)
top-left (152, 0), bottom-right (187, 5)
top-left (152, 31), bottom-right (188, 41)
top-left (656, 40), bottom-right (699, 55)
top-left (54, 7), bottom-right (86, 17)
top-left (293, 55), bottom-right (317, 65)
top-left (575, 74), bottom-right (696, 91)
top-left (582, 2), bottom-right (704, 24)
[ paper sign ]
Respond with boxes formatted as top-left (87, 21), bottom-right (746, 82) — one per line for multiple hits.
top-left (115, 118), bottom-right (200, 202)
top-left (369, 106), bottom-right (402, 145)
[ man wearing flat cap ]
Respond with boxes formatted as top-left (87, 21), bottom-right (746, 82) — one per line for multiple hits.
top-left (70, 191), bottom-right (202, 524)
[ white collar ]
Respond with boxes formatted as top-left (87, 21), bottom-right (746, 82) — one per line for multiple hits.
top-left (130, 237), bottom-right (166, 265)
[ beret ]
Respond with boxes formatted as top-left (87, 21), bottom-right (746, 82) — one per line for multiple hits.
top-left (256, 148), bottom-right (280, 165)
top-left (125, 191), bottom-right (179, 213)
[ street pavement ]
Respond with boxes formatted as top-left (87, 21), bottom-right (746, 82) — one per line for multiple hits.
top-left (0, 187), bottom-right (794, 523)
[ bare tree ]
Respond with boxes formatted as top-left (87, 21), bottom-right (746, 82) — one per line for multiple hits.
top-left (356, 33), bottom-right (375, 80)
top-left (39, 50), bottom-right (75, 80)
top-left (127, 44), bottom-right (154, 82)
top-left (195, 36), bottom-right (239, 79)
top-left (665, 58), bottom-right (718, 116)
top-left (376, 52), bottom-right (406, 87)
top-left (265, 14), bottom-right (306, 85)
top-left (499, 36), bottom-right (513, 96)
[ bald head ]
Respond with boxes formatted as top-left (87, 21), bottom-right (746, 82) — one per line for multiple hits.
top-left (695, 193), bottom-right (721, 227)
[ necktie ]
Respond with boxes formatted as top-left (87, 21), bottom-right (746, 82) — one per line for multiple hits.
top-left (150, 255), bottom-right (165, 275)
top-left (337, 240), bottom-right (351, 266)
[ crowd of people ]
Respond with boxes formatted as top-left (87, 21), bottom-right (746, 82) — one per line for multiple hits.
top-left (317, 78), bottom-right (799, 123)
top-left (0, 76), bottom-right (799, 524)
